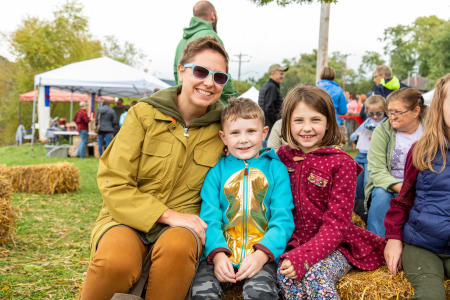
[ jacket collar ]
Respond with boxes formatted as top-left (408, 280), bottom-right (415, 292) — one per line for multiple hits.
top-left (225, 147), bottom-right (279, 163)
top-left (139, 86), bottom-right (223, 127)
top-left (269, 78), bottom-right (280, 87)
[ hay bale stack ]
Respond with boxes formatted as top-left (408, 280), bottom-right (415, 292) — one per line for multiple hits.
top-left (1, 162), bottom-right (79, 194)
top-left (337, 266), bottom-right (414, 299)
top-left (0, 173), bottom-right (16, 245)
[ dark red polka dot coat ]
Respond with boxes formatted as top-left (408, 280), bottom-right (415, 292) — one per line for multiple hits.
top-left (277, 145), bottom-right (385, 279)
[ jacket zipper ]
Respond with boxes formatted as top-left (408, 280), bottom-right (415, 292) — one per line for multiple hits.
top-left (239, 161), bottom-right (249, 264)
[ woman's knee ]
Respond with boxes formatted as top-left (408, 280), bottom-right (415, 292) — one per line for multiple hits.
top-left (152, 227), bottom-right (198, 261)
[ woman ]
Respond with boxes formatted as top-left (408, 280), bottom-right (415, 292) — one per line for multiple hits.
top-left (79, 36), bottom-right (230, 300)
top-left (365, 88), bottom-right (426, 237)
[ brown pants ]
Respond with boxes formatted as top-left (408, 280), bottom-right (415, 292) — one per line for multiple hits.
top-left (79, 226), bottom-right (199, 300)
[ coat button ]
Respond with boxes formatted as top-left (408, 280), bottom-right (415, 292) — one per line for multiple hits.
top-left (172, 125), bottom-right (176, 130)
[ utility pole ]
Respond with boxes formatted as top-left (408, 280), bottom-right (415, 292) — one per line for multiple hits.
top-left (232, 53), bottom-right (250, 81)
top-left (316, 3), bottom-right (330, 82)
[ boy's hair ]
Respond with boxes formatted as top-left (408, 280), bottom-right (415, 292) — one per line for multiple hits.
top-left (320, 66), bottom-right (336, 81)
top-left (221, 97), bottom-right (265, 127)
top-left (413, 73), bottom-right (450, 172)
top-left (179, 36), bottom-right (229, 72)
top-left (387, 87), bottom-right (427, 121)
top-left (365, 95), bottom-right (386, 112)
top-left (375, 65), bottom-right (392, 78)
top-left (281, 85), bottom-right (344, 149)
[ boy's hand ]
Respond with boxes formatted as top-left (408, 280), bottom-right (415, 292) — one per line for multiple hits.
top-left (235, 250), bottom-right (268, 281)
top-left (280, 258), bottom-right (297, 279)
top-left (213, 252), bottom-right (236, 283)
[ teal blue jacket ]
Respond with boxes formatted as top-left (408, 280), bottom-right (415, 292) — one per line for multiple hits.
top-left (200, 148), bottom-right (294, 267)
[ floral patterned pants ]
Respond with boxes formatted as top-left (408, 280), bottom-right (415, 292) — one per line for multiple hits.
top-left (278, 250), bottom-right (351, 300)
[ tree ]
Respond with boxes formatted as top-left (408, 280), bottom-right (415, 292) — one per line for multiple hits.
top-left (251, 0), bottom-right (336, 5)
top-left (101, 35), bottom-right (147, 67)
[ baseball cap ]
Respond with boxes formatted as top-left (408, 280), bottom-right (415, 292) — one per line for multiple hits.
top-left (79, 101), bottom-right (87, 107)
top-left (269, 64), bottom-right (289, 73)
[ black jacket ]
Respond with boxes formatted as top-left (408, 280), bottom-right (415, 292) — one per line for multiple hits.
top-left (258, 79), bottom-right (282, 129)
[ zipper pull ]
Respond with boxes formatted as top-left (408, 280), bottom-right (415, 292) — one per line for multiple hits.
top-left (183, 126), bottom-right (189, 137)
top-left (244, 161), bottom-right (249, 176)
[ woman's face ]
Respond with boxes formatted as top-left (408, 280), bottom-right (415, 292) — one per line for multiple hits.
top-left (387, 99), bottom-right (420, 133)
top-left (178, 49), bottom-right (227, 111)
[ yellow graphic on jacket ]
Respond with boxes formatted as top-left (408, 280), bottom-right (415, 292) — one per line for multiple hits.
top-left (223, 167), bottom-right (269, 265)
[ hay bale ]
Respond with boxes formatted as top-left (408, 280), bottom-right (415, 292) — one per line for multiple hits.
top-left (337, 266), bottom-right (414, 299)
top-left (0, 173), bottom-right (16, 245)
top-left (352, 211), bottom-right (366, 229)
top-left (1, 162), bottom-right (79, 194)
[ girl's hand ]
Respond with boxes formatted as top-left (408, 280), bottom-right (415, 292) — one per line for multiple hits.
top-left (213, 252), bottom-right (236, 283)
top-left (384, 239), bottom-right (403, 275)
top-left (235, 250), bottom-right (268, 281)
top-left (280, 258), bottom-right (297, 279)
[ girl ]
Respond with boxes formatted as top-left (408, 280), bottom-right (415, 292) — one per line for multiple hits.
top-left (276, 85), bottom-right (385, 299)
top-left (384, 73), bottom-right (450, 300)
top-left (350, 95), bottom-right (387, 216)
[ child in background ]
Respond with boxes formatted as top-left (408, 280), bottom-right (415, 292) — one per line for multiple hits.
top-left (384, 73), bottom-right (450, 300)
top-left (350, 95), bottom-right (387, 218)
top-left (276, 85), bottom-right (385, 299)
top-left (192, 98), bottom-right (294, 300)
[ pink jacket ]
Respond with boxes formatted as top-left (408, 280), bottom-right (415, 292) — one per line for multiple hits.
top-left (277, 145), bottom-right (385, 278)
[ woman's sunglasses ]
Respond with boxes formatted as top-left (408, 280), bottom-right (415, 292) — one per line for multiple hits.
top-left (183, 64), bottom-right (230, 86)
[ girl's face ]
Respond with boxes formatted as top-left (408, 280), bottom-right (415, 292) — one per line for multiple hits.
top-left (290, 101), bottom-right (327, 153)
top-left (366, 104), bottom-right (385, 122)
top-left (443, 82), bottom-right (450, 136)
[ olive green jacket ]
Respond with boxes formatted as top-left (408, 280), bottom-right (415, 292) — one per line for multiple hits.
top-left (90, 86), bottom-right (224, 258)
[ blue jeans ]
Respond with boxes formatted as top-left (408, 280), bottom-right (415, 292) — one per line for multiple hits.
top-left (367, 187), bottom-right (397, 237)
top-left (354, 152), bottom-right (368, 200)
top-left (98, 132), bottom-right (113, 156)
top-left (77, 130), bottom-right (89, 158)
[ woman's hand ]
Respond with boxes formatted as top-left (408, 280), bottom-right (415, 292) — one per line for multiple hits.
top-left (158, 209), bottom-right (207, 245)
top-left (279, 258), bottom-right (297, 279)
top-left (213, 252), bottom-right (236, 283)
top-left (384, 239), bottom-right (403, 275)
top-left (390, 183), bottom-right (402, 193)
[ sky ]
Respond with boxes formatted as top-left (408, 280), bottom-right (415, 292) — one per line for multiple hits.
top-left (1, 0), bottom-right (449, 82)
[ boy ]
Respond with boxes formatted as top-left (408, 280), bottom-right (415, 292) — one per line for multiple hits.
top-left (192, 98), bottom-right (294, 299)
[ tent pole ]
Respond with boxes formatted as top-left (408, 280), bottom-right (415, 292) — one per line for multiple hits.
top-left (30, 83), bottom-right (38, 156)
top-left (70, 90), bottom-right (74, 123)
top-left (18, 101), bottom-right (22, 126)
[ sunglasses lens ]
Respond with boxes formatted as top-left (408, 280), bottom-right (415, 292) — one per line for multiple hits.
top-left (214, 72), bottom-right (228, 85)
top-left (192, 65), bottom-right (209, 79)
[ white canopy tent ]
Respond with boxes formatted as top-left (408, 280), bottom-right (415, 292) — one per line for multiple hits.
top-left (423, 89), bottom-right (434, 106)
top-left (32, 57), bottom-right (170, 141)
top-left (239, 86), bottom-right (259, 103)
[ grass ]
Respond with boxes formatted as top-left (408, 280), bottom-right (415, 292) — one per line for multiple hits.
top-left (0, 144), bottom-right (101, 299)
top-left (0, 144), bottom-right (359, 299)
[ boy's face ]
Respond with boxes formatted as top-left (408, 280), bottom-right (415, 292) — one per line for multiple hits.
top-left (219, 117), bottom-right (268, 160)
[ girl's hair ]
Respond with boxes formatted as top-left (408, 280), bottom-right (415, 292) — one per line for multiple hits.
top-left (413, 73), bottom-right (450, 172)
top-left (365, 95), bottom-right (386, 112)
top-left (281, 85), bottom-right (344, 149)
top-left (320, 66), bottom-right (336, 81)
top-left (386, 87), bottom-right (427, 121)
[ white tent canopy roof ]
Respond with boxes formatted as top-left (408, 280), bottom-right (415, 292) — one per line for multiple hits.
top-left (423, 89), bottom-right (434, 106)
top-left (34, 56), bottom-right (169, 97)
top-left (239, 86), bottom-right (259, 103)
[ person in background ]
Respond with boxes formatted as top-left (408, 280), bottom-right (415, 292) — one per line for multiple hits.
top-left (350, 95), bottom-right (387, 219)
top-left (174, 0), bottom-right (237, 105)
top-left (95, 99), bottom-right (116, 156)
top-left (258, 64), bottom-right (289, 134)
top-left (384, 73), bottom-right (450, 300)
top-left (267, 119), bottom-right (287, 152)
top-left (365, 88), bottom-right (426, 237)
top-left (113, 98), bottom-right (125, 135)
top-left (119, 105), bottom-right (131, 127)
top-left (372, 65), bottom-right (408, 99)
top-left (276, 85), bottom-right (385, 299)
top-left (316, 66), bottom-right (347, 128)
top-left (192, 98), bottom-right (294, 299)
top-left (74, 101), bottom-right (90, 158)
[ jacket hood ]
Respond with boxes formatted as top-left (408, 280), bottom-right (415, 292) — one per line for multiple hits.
top-left (225, 147), bottom-right (280, 162)
top-left (183, 17), bottom-right (215, 39)
top-left (317, 79), bottom-right (339, 88)
top-left (139, 86), bottom-right (223, 127)
top-left (316, 79), bottom-right (343, 95)
top-left (380, 76), bottom-right (400, 91)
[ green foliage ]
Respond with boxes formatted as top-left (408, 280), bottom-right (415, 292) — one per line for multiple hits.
top-left (101, 35), bottom-right (147, 67)
top-left (251, 0), bottom-right (336, 6)
top-left (358, 51), bottom-right (385, 77)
